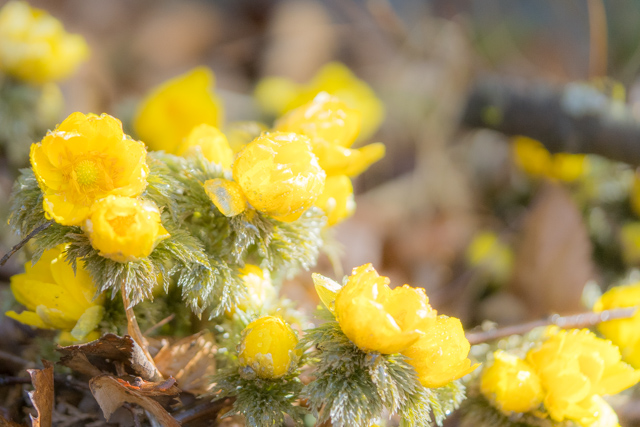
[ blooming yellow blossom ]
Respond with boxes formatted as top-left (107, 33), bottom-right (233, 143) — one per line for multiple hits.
top-left (134, 67), bottom-right (223, 153)
top-left (233, 132), bottom-right (325, 222)
top-left (402, 315), bottom-right (479, 388)
top-left (176, 124), bottom-right (233, 168)
top-left (5, 245), bottom-right (104, 342)
top-left (255, 62), bottom-right (384, 140)
top-left (320, 264), bottom-right (437, 354)
top-left (30, 112), bottom-right (149, 226)
top-left (238, 316), bottom-right (299, 379)
top-left (582, 396), bottom-right (620, 427)
top-left (513, 136), bottom-right (587, 182)
top-left (314, 175), bottom-right (355, 226)
top-left (526, 328), bottom-right (640, 424)
top-left (0, 1), bottom-right (89, 84)
top-left (465, 231), bottom-right (514, 284)
top-left (594, 283), bottom-right (640, 368)
top-left (314, 264), bottom-right (478, 387)
top-left (274, 93), bottom-right (385, 177)
top-left (84, 196), bottom-right (169, 263)
top-left (203, 178), bottom-right (247, 217)
top-left (480, 351), bottom-right (543, 414)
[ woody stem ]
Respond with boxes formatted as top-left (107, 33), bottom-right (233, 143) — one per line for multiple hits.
top-left (466, 306), bottom-right (638, 345)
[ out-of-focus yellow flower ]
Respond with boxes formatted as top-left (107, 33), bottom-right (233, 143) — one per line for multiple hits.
top-left (314, 175), bottom-right (355, 226)
top-left (631, 172), bottom-right (640, 217)
top-left (594, 283), bottom-right (640, 368)
top-left (255, 62), bottom-right (384, 140)
top-left (203, 178), bottom-right (247, 217)
top-left (5, 245), bottom-right (104, 342)
top-left (134, 67), bottom-right (223, 153)
top-left (582, 396), bottom-right (620, 427)
top-left (176, 124), bottom-right (233, 168)
top-left (232, 132), bottom-right (326, 222)
top-left (30, 112), bottom-right (149, 226)
top-left (465, 231), bottom-right (513, 284)
top-left (0, 1), bottom-right (89, 84)
top-left (238, 315), bottom-right (299, 379)
top-left (618, 222), bottom-right (640, 266)
top-left (225, 121), bottom-right (269, 153)
top-left (317, 263), bottom-right (437, 354)
top-left (513, 136), bottom-right (587, 182)
top-left (36, 82), bottom-right (63, 126)
top-left (274, 93), bottom-right (385, 177)
top-left (234, 265), bottom-right (276, 313)
top-left (402, 315), bottom-right (479, 388)
top-left (480, 350), bottom-right (543, 414)
top-left (84, 196), bottom-right (169, 263)
top-left (526, 328), bottom-right (640, 425)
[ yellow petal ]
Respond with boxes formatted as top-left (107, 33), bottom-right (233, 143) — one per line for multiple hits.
top-left (312, 273), bottom-right (342, 313)
top-left (5, 310), bottom-right (49, 329)
top-left (70, 305), bottom-right (105, 341)
top-left (203, 178), bottom-right (247, 217)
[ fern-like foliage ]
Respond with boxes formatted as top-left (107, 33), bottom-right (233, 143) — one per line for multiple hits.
top-left (210, 367), bottom-right (306, 427)
top-left (302, 319), bottom-right (466, 427)
top-left (8, 168), bottom-right (47, 238)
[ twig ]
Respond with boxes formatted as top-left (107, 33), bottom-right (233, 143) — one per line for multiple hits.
top-left (0, 220), bottom-right (54, 266)
top-left (0, 376), bottom-right (30, 386)
top-left (120, 285), bottom-right (162, 380)
top-left (143, 314), bottom-right (175, 336)
top-left (466, 306), bottom-right (638, 345)
top-left (0, 350), bottom-right (34, 368)
top-left (172, 397), bottom-right (235, 424)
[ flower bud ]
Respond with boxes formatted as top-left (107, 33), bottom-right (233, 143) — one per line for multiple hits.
top-left (238, 316), bottom-right (299, 379)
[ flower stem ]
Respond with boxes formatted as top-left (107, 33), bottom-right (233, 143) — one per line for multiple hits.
top-left (466, 307), bottom-right (638, 345)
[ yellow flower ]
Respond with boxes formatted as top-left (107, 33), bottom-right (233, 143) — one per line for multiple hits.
top-left (480, 351), bottom-right (543, 414)
top-left (513, 136), bottom-right (587, 182)
top-left (594, 283), bottom-right (640, 368)
top-left (238, 316), bottom-right (299, 379)
top-left (134, 67), bottom-right (223, 153)
top-left (631, 172), bottom-right (640, 217)
top-left (314, 264), bottom-right (478, 387)
top-left (5, 245), bottom-right (104, 342)
top-left (84, 196), bottom-right (169, 263)
top-left (255, 62), bottom-right (384, 140)
top-left (314, 175), bottom-right (355, 226)
top-left (402, 315), bottom-right (479, 388)
top-left (526, 328), bottom-right (640, 424)
top-left (30, 112), bottom-right (149, 226)
top-left (617, 222), bottom-right (640, 266)
top-left (233, 265), bottom-right (276, 313)
top-left (232, 132), bottom-right (326, 222)
top-left (274, 92), bottom-right (385, 177)
top-left (176, 124), bottom-right (233, 168)
top-left (317, 263), bottom-right (437, 354)
top-left (581, 396), bottom-right (620, 427)
top-left (465, 231), bottom-right (513, 284)
top-left (0, 1), bottom-right (89, 84)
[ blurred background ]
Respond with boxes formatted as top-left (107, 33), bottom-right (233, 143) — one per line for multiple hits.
top-left (4, 2), bottom-right (640, 423)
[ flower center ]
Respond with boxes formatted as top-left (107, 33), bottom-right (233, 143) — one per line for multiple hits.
top-left (108, 214), bottom-right (136, 236)
top-left (74, 160), bottom-right (100, 187)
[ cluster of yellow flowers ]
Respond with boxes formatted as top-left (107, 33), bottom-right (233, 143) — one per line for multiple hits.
top-left (5, 245), bottom-right (104, 343)
top-left (0, 1), bottom-right (88, 85)
top-left (481, 328), bottom-right (640, 426)
top-left (30, 112), bottom-right (168, 262)
top-left (513, 136), bottom-right (588, 182)
top-left (133, 66), bottom-right (385, 226)
top-left (315, 263), bottom-right (478, 388)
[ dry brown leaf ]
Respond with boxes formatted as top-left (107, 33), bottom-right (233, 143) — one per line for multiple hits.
top-left (57, 334), bottom-right (161, 381)
top-left (154, 332), bottom-right (216, 395)
top-left (26, 360), bottom-right (54, 427)
top-left (509, 182), bottom-right (595, 318)
top-left (89, 375), bottom-right (180, 427)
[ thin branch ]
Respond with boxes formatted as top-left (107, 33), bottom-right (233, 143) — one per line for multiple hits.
top-left (0, 220), bottom-right (54, 266)
top-left (142, 314), bottom-right (175, 336)
top-left (172, 397), bottom-right (235, 424)
top-left (0, 349), bottom-right (34, 368)
top-left (120, 285), bottom-right (162, 380)
top-left (466, 306), bottom-right (638, 345)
